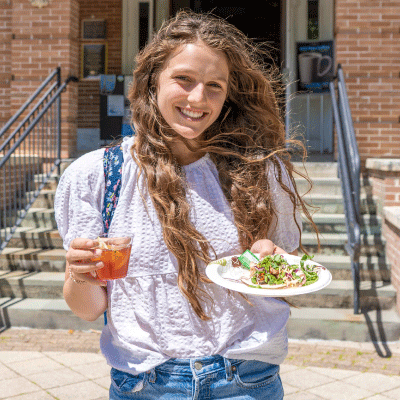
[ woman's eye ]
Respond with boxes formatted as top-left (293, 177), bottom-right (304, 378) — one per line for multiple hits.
top-left (176, 75), bottom-right (190, 82)
top-left (208, 82), bottom-right (223, 89)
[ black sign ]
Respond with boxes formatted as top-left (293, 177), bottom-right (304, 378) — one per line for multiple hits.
top-left (81, 44), bottom-right (107, 79)
top-left (297, 41), bottom-right (334, 93)
top-left (100, 75), bottom-right (125, 141)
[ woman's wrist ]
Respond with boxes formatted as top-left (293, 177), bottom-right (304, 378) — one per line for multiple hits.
top-left (68, 267), bottom-right (86, 285)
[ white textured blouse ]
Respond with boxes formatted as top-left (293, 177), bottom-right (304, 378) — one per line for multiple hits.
top-left (55, 136), bottom-right (302, 375)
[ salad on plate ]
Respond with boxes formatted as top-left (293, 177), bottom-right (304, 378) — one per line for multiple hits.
top-left (207, 250), bottom-right (329, 294)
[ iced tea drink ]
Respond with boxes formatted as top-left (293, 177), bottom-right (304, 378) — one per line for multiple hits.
top-left (93, 237), bottom-right (132, 280)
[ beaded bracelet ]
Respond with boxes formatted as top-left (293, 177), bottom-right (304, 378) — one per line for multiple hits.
top-left (68, 267), bottom-right (86, 285)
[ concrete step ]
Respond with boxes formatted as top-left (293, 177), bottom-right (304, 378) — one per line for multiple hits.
top-left (295, 177), bottom-right (373, 197)
top-left (287, 307), bottom-right (400, 342)
top-left (0, 297), bottom-right (103, 331)
top-left (19, 208), bottom-right (57, 229)
top-left (0, 248), bottom-right (66, 272)
top-left (0, 195), bottom-right (57, 231)
top-left (30, 158), bottom-right (73, 192)
top-left (2, 299), bottom-right (399, 342)
top-left (293, 162), bottom-right (338, 178)
top-left (2, 207), bottom-right (56, 231)
top-left (312, 254), bottom-right (391, 282)
top-left (17, 205), bottom-right (385, 235)
top-left (1, 246), bottom-right (389, 277)
top-left (33, 173), bottom-right (59, 191)
top-left (302, 213), bottom-right (382, 235)
top-left (289, 280), bottom-right (396, 310)
top-left (5, 271), bottom-right (393, 312)
top-left (301, 232), bottom-right (386, 256)
top-left (0, 271), bottom-right (64, 299)
top-left (0, 227), bottom-right (63, 249)
top-left (27, 189), bottom-right (56, 208)
top-left (296, 177), bottom-right (342, 196)
top-left (303, 193), bottom-right (377, 215)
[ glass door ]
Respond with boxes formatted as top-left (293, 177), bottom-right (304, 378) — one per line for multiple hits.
top-left (285, 0), bottom-right (335, 155)
top-left (189, 0), bottom-right (282, 67)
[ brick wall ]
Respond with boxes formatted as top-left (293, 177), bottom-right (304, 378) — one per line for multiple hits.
top-left (369, 174), bottom-right (400, 215)
top-left (335, 0), bottom-right (400, 162)
top-left (2, 1), bottom-right (398, 159)
top-left (365, 159), bottom-right (400, 216)
top-left (3, 0), bottom-right (80, 158)
top-left (11, 0), bottom-right (79, 110)
top-left (1, 0), bottom-right (123, 157)
top-left (78, 0), bottom-right (122, 130)
top-left (78, 81), bottom-right (100, 129)
top-left (383, 207), bottom-right (400, 313)
top-left (365, 159), bottom-right (400, 313)
top-left (0, 0), bottom-right (12, 126)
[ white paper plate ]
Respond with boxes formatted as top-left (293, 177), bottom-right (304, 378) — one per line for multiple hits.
top-left (206, 253), bottom-right (332, 297)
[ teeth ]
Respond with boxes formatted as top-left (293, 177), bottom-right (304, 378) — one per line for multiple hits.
top-left (179, 108), bottom-right (204, 119)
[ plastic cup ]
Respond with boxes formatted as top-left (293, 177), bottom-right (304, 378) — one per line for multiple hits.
top-left (92, 236), bottom-right (132, 280)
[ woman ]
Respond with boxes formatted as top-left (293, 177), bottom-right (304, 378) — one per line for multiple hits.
top-left (55, 10), bottom-right (316, 399)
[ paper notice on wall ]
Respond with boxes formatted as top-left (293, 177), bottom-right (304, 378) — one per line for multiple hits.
top-left (107, 95), bottom-right (125, 117)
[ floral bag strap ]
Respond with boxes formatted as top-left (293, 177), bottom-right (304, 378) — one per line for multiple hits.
top-left (102, 145), bottom-right (124, 234)
top-left (101, 145), bottom-right (124, 325)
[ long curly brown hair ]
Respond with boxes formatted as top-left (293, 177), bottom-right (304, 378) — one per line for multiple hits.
top-left (128, 10), bottom-right (317, 320)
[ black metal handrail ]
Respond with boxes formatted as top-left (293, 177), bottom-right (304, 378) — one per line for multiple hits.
top-left (329, 64), bottom-right (361, 314)
top-left (0, 67), bottom-right (78, 252)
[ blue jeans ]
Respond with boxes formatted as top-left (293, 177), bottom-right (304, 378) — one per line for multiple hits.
top-left (109, 355), bottom-right (284, 399)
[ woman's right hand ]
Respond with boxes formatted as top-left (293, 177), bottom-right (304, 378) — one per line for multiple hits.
top-left (66, 238), bottom-right (107, 286)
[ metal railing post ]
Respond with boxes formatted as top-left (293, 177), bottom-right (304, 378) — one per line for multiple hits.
top-left (329, 66), bottom-right (361, 314)
top-left (337, 66), bottom-right (361, 219)
top-left (0, 68), bottom-right (78, 253)
top-left (0, 69), bottom-right (59, 139)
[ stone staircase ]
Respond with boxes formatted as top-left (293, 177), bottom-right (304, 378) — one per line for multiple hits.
top-left (288, 162), bottom-right (400, 342)
top-left (0, 161), bottom-right (102, 330)
top-left (1, 161), bottom-right (400, 341)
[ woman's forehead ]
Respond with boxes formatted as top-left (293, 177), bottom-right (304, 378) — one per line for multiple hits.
top-left (161, 42), bottom-right (229, 77)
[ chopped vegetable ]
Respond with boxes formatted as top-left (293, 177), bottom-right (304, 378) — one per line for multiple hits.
top-left (211, 258), bottom-right (227, 266)
top-left (243, 252), bottom-right (319, 288)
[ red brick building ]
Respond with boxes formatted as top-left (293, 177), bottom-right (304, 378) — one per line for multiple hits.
top-left (0, 0), bottom-right (399, 161)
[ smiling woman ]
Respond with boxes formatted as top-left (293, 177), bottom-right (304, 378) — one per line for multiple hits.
top-left (55, 10), bottom-right (318, 400)
top-left (156, 42), bottom-right (229, 164)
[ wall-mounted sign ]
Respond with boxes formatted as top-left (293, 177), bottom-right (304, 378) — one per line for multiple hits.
top-left (297, 40), bottom-right (334, 93)
top-left (81, 44), bottom-right (107, 79)
top-left (107, 95), bottom-right (125, 117)
top-left (82, 19), bottom-right (107, 40)
top-left (30, 0), bottom-right (51, 8)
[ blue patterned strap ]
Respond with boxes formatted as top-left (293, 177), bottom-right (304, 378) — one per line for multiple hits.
top-left (102, 145), bottom-right (124, 235)
top-left (102, 145), bottom-right (124, 325)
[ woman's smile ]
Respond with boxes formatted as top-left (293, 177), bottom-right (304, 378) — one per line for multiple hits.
top-left (177, 107), bottom-right (207, 120)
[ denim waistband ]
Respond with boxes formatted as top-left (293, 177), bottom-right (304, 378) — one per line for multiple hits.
top-left (154, 354), bottom-right (242, 378)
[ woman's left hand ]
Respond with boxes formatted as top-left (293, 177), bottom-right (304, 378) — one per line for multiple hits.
top-left (250, 239), bottom-right (287, 259)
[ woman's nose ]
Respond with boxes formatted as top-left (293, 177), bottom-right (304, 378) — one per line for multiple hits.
top-left (187, 83), bottom-right (206, 103)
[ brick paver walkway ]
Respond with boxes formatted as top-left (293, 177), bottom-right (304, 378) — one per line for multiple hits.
top-left (1, 327), bottom-right (400, 376)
